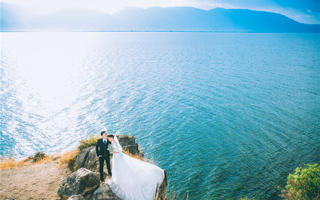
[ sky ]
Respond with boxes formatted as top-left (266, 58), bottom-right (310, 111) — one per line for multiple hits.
top-left (1, 0), bottom-right (320, 24)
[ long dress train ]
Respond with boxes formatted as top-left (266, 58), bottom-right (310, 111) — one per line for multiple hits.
top-left (106, 135), bottom-right (165, 200)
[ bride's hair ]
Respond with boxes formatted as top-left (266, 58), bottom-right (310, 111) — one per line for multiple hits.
top-left (108, 134), bottom-right (114, 138)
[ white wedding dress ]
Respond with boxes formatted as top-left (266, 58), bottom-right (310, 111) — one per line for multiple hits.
top-left (106, 135), bottom-right (165, 200)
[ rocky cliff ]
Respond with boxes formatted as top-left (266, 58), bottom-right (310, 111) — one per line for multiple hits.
top-left (58, 135), bottom-right (167, 200)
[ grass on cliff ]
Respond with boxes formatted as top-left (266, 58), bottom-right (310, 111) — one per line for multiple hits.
top-left (78, 134), bottom-right (100, 151)
top-left (0, 157), bottom-right (27, 169)
top-left (1, 134), bottom-right (145, 171)
top-left (0, 156), bottom-right (54, 170)
top-left (58, 149), bottom-right (80, 168)
top-left (57, 134), bottom-right (99, 171)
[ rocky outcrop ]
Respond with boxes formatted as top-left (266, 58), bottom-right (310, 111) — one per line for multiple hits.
top-left (117, 135), bottom-right (142, 156)
top-left (58, 168), bottom-right (100, 199)
top-left (89, 183), bottom-right (121, 200)
top-left (73, 135), bottom-right (142, 172)
top-left (60, 135), bottom-right (167, 200)
top-left (74, 147), bottom-right (99, 172)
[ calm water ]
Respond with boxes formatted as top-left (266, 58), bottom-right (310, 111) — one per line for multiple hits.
top-left (1, 32), bottom-right (320, 199)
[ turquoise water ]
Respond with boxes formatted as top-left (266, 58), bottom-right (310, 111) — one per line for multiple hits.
top-left (1, 32), bottom-right (320, 199)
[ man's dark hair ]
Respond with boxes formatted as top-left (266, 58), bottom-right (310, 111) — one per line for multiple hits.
top-left (101, 131), bottom-right (107, 136)
top-left (108, 134), bottom-right (114, 138)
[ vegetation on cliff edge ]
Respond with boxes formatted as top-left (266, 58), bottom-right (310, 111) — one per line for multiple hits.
top-left (281, 163), bottom-right (320, 200)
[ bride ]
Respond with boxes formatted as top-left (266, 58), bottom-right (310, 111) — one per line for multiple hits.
top-left (106, 134), bottom-right (165, 200)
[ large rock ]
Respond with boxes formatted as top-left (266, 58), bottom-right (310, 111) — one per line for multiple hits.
top-left (89, 183), bottom-right (121, 200)
top-left (74, 135), bottom-right (142, 172)
top-left (74, 147), bottom-right (99, 172)
top-left (58, 168), bottom-right (100, 199)
top-left (117, 135), bottom-right (142, 156)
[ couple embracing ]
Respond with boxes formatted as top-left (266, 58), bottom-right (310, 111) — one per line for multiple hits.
top-left (95, 131), bottom-right (115, 181)
top-left (95, 131), bottom-right (165, 200)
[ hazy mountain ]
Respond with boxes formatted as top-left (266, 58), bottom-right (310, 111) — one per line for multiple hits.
top-left (1, 4), bottom-right (320, 32)
top-left (111, 7), bottom-right (320, 32)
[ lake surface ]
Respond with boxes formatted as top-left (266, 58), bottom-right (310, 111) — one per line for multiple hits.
top-left (1, 32), bottom-right (319, 199)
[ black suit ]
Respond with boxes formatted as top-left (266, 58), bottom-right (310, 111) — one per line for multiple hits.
top-left (96, 138), bottom-right (112, 180)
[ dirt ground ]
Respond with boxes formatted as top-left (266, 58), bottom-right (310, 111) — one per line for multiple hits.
top-left (0, 160), bottom-right (69, 200)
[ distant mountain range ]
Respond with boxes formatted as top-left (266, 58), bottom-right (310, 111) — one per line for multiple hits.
top-left (1, 3), bottom-right (320, 32)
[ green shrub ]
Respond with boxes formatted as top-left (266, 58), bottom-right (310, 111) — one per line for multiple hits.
top-left (72, 162), bottom-right (78, 172)
top-left (281, 163), bottom-right (320, 200)
top-left (78, 134), bottom-right (100, 151)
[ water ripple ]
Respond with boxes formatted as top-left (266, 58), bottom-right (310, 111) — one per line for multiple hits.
top-left (1, 32), bottom-right (320, 199)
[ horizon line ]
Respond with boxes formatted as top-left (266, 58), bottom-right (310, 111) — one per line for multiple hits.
top-left (1, 30), bottom-right (320, 33)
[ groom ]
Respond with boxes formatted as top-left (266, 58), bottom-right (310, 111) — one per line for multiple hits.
top-left (96, 130), bottom-right (112, 181)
